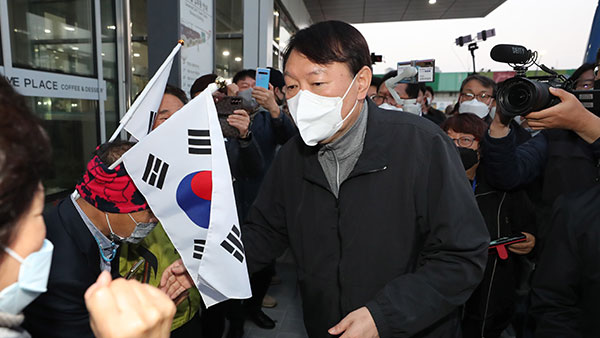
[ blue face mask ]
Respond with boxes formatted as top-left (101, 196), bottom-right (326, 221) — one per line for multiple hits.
top-left (0, 239), bottom-right (54, 314)
top-left (106, 213), bottom-right (158, 244)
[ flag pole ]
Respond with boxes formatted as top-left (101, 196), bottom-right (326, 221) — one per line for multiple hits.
top-left (108, 40), bottom-right (184, 142)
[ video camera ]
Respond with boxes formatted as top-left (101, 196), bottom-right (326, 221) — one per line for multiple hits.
top-left (491, 44), bottom-right (600, 117)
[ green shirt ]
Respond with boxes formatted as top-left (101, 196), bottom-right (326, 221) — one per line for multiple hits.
top-left (119, 223), bottom-right (201, 330)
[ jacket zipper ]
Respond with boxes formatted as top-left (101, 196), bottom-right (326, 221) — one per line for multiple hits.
top-left (480, 192), bottom-right (506, 337)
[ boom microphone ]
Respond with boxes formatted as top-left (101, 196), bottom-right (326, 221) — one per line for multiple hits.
top-left (490, 44), bottom-right (533, 64)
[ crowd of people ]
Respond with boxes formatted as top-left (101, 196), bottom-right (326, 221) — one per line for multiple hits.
top-left (1, 19), bottom-right (599, 338)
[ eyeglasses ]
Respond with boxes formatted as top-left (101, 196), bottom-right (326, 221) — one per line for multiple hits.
top-left (575, 79), bottom-right (594, 90)
top-left (370, 94), bottom-right (394, 105)
top-left (460, 92), bottom-right (493, 102)
top-left (451, 136), bottom-right (477, 148)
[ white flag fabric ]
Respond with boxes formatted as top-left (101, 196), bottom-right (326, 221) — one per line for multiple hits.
top-left (121, 85), bottom-right (252, 306)
top-left (113, 42), bottom-right (182, 142)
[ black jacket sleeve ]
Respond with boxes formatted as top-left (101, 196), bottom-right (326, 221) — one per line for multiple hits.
top-left (530, 195), bottom-right (583, 338)
top-left (482, 128), bottom-right (548, 191)
top-left (270, 109), bottom-right (298, 145)
top-left (240, 148), bottom-right (289, 274)
top-left (365, 132), bottom-right (490, 337)
top-left (227, 136), bottom-right (264, 180)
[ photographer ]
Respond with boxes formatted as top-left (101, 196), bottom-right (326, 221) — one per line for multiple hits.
top-left (483, 79), bottom-right (600, 248)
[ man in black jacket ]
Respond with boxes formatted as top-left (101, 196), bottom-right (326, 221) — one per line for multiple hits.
top-left (23, 141), bottom-right (159, 337)
top-left (241, 20), bottom-right (489, 338)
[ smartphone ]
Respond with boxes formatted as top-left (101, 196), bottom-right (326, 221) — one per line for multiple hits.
top-left (396, 59), bottom-right (435, 83)
top-left (256, 67), bottom-right (270, 89)
top-left (489, 234), bottom-right (526, 248)
top-left (489, 233), bottom-right (527, 260)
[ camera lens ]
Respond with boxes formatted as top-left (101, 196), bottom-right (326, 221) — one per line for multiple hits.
top-left (506, 83), bottom-right (532, 111)
top-left (498, 77), bottom-right (554, 117)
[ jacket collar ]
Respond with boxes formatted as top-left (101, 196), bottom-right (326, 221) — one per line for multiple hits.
top-left (302, 99), bottom-right (390, 190)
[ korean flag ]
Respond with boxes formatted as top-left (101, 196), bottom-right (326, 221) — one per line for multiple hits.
top-left (121, 84), bottom-right (252, 306)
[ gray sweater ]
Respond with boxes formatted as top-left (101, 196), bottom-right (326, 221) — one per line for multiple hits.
top-left (317, 102), bottom-right (368, 197)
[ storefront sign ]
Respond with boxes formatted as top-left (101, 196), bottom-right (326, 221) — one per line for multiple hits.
top-left (0, 67), bottom-right (106, 101)
top-left (179, 0), bottom-right (213, 94)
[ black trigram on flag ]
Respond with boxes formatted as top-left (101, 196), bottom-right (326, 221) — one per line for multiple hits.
top-left (220, 225), bottom-right (244, 263)
top-left (193, 239), bottom-right (206, 260)
top-left (188, 129), bottom-right (211, 155)
top-left (147, 111), bottom-right (157, 134)
top-left (142, 154), bottom-right (169, 189)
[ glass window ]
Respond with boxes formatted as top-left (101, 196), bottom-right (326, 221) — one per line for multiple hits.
top-left (216, 0), bottom-right (243, 34)
top-left (26, 96), bottom-right (99, 198)
top-left (130, 0), bottom-right (149, 102)
top-left (272, 3), bottom-right (296, 71)
top-left (101, 0), bottom-right (119, 136)
top-left (216, 0), bottom-right (243, 79)
top-left (215, 38), bottom-right (242, 79)
top-left (7, 0), bottom-right (96, 77)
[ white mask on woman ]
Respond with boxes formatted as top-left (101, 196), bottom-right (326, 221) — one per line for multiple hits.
top-left (0, 239), bottom-right (54, 314)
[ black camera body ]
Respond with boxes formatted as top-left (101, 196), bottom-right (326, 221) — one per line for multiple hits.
top-left (492, 44), bottom-right (600, 118)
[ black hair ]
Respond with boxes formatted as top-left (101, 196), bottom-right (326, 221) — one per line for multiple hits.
top-left (165, 84), bottom-right (188, 105)
top-left (190, 74), bottom-right (218, 98)
top-left (370, 76), bottom-right (382, 89)
top-left (425, 86), bottom-right (435, 97)
top-left (267, 67), bottom-right (285, 89)
top-left (283, 20), bottom-right (372, 76)
top-left (570, 63), bottom-right (595, 83)
top-left (94, 140), bottom-right (136, 167)
top-left (459, 74), bottom-right (497, 97)
top-left (378, 70), bottom-right (398, 92)
top-left (233, 69), bottom-right (257, 85)
top-left (377, 70), bottom-right (420, 99)
top-left (0, 77), bottom-right (52, 249)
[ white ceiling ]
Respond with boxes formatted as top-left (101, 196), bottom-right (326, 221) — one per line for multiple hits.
top-left (303, 0), bottom-right (507, 23)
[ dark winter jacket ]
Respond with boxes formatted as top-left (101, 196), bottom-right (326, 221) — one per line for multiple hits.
top-left (531, 184), bottom-right (600, 338)
top-left (462, 165), bottom-right (536, 332)
top-left (482, 128), bottom-right (600, 250)
top-left (242, 100), bottom-right (489, 338)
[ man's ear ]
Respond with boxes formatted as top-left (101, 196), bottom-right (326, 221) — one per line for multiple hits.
top-left (355, 66), bottom-right (373, 100)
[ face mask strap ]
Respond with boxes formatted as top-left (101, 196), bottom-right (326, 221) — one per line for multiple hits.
top-left (1, 245), bottom-right (25, 264)
top-left (128, 213), bottom-right (140, 226)
top-left (341, 73), bottom-right (359, 100)
top-left (105, 213), bottom-right (124, 242)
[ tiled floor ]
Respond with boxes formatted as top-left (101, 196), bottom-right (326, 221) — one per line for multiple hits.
top-left (243, 262), bottom-right (308, 338)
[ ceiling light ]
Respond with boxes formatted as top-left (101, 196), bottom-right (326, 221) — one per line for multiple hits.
top-left (107, 25), bottom-right (116, 30)
top-left (64, 26), bottom-right (75, 32)
top-left (71, 46), bottom-right (79, 50)
top-left (235, 57), bottom-right (242, 62)
top-left (429, 0), bottom-right (436, 4)
top-left (133, 53), bottom-right (141, 57)
top-left (222, 50), bottom-right (230, 56)
top-left (44, 29), bottom-right (51, 34)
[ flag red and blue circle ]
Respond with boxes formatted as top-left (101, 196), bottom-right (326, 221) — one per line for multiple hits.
top-left (176, 171), bottom-right (212, 229)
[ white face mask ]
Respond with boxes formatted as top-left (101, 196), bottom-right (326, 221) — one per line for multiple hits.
top-left (489, 106), bottom-right (496, 120)
top-left (426, 97), bottom-right (432, 106)
top-left (287, 75), bottom-right (358, 146)
top-left (397, 98), bottom-right (423, 116)
top-left (0, 239), bottom-right (54, 314)
top-left (378, 102), bottom-right (403, 111)
top-left (459, 99), bottom-right (491, 119)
